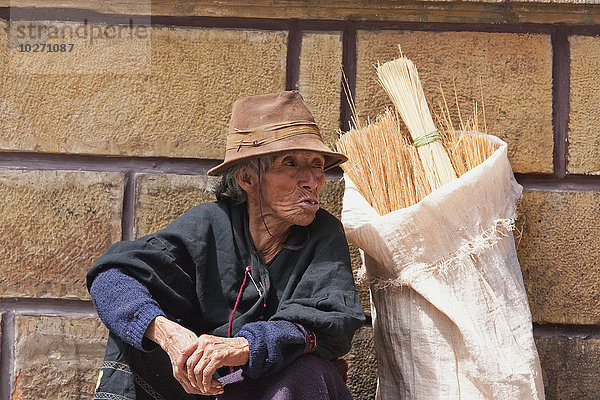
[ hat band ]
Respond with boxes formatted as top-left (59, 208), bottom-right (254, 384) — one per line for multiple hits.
top-left (226, 121), bottom-right (321, 152)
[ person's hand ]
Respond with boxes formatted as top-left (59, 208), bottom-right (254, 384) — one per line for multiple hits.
top-left (144, 316), bottom-right (223, 395)
top-left (184, 334), bottom-right (250, 394)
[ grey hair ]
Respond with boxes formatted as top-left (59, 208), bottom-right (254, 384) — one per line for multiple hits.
top-left (212, 156), bottom-right (274, 204)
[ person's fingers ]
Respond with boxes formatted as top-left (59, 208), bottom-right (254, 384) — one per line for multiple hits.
top-left (185, 347), bottom-right (205, 389)
top-left (194, 354), bottom-right (211, 393)
top-left (173, 365), bottom-right (199, 394)
top-left (198, 386), bottom-right (224, 396)
top-left (200, 379), bottom-right (224, 396)
top-left (173, 348), bottom-right (190, 378)
top-left (194, 348), bottom-right (225, 394)
top-left (202, 356), bottom-right (224, 392)
top-left (193, 336), bottom-right (215, 393)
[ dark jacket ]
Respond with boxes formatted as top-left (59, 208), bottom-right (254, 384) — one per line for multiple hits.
top-left (87, 200), bottom-right (365, 362)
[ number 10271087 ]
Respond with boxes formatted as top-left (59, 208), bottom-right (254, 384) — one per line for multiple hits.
top-left (18, 43), bottom-right (74, 52)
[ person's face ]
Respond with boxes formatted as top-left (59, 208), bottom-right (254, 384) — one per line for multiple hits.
top-left (258, 151), bottom-right (326, 227)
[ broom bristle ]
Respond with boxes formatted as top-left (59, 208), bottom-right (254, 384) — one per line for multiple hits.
top-left (337, 111), bottom-right (431, 215)
top-left (376, 55), bottom-right (457, 190)
top-left (337, 50), bottom-right (496, 214)
top-left (435, 85), bottom-right (496, 177)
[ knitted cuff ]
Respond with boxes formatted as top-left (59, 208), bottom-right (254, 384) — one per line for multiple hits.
top-left (236, 327), bottom-right (261, 379)
top-left (127, 302), bottom-right (166, 352)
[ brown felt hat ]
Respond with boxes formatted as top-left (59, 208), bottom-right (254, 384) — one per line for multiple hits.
top-left (207, 91), bottom-right (347, 176)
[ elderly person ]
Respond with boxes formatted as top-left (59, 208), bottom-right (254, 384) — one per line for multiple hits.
top-left (87, 91), bottom-right (365, 400)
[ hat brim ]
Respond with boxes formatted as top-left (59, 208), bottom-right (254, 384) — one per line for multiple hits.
top-left (207, 146), bottom-right (347, 176)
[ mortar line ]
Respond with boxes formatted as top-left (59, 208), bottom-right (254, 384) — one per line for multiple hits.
top-left (122, 171), bottom-right (137, 241)
top-left (3, 5), bottom-right (600, 32)
top-left (534, 323), bottom-right (600, 339)
top-left (0, 151), bottom-right (344, 180)
top-left (340, 22), bottom-right (357, 132)
top-left (3, 7), bottom-right (600, 34)
top-left (354, 20), bottom-right (555, 34)
top-left (515, 173), bottom-right (600, 191)
top-left (151, 15), bottom-right (289, 30)
top-left (285, 20), bottom-right (301, 91)
top-left (0, 152), bottom-right (219, 175)
top-left (552, 27), bottom-right (570, 178)
top-left (0, 311), bottom-right (15, 400)
top-left (0, 299), bottom-right (96, 317)
top-left (297, 20), bottom-right (348, 31)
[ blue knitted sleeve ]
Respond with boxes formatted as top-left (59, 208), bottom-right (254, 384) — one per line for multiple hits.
top-left (234, 320), bottom-right (313, 379)
top-left (90, 268), bottom-right (166, 352)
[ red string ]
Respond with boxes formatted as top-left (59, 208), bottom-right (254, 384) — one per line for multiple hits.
top-left (228, 265), bottom-right (251, 374)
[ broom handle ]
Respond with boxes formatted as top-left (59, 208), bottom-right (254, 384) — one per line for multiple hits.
top-left (377, 56), bottom-right (457, 190)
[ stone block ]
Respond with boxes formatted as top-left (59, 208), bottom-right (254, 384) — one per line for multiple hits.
top-left (346, 325), bottom-right (378, 400)
top-left (0, 21), bottom-right (287, 159)
top-left (0, 170), bottom-right (123, 299)
top-left (517, 189), bottom-right (600, 324)
top-left (135, 173), bottom-right (216, 237)
top-left (356, 30), bottom-right (553, 173)
top-left (319, 179), bottom-right (344, 219)
top-left (535, 336), bottom-right (600, 400)
top-left (299, 32), bottom-right (343, 149)
top-left (12, 315), bottom-right (108, 400)
top-left (568, 35), bottom-right (600, 175)
top-left (320, 179), bottom-right (371, 313)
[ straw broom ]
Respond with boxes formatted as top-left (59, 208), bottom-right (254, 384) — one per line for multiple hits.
top-left (337, 51), bottom-right (495, 215)
top-left (376, 52), bottom-right (457, 191)
top-left (337, 111), bottom-right (431, 215)
top-left (338, 100), bottom-right (494, 215)
top-left (436, 83), bottom-right (495, 177)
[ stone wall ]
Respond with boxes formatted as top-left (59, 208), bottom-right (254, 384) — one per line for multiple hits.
top-left (0, 1), bottom-right (599, 399)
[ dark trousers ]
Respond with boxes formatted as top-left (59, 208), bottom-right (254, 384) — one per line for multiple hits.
top-left (94, 333), bottom-right (353, 400)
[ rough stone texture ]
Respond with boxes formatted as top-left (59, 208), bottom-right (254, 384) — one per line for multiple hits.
top-left (320, 180), bottom-right (371, 313)
top-left (356, 30), bottom-right (553, 174)
top-left (536, 336), bottom-right (600, 400)
top-left (319, 179), bottom-right (344, 219)
top-left (568, 35), bottom-right (600, 175)
top-left (517, 189), bottom-right (600, 324)
top-left (299, 32), bottom-right (343, 149)
top-left (346, 325), bottom-right (378, 400)
top-left (12, 315), bottom-right (108, 400)
top-left (3, 19), bottom-right (151, 75)
top-left (0, 21), bottom-right (287, 159)
top-left (8, 0), bottom-right (600, 25)
top-left (135, 174), bottom-right (216, 237)
top-left (0, 170), bottom-right (123, 299)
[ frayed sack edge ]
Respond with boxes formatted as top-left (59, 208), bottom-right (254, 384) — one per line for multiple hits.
top-left (359, 217), bottom-right (516, 291)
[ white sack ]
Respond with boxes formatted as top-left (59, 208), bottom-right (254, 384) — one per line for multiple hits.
top-left (342, 136), bottom-right (544, 400)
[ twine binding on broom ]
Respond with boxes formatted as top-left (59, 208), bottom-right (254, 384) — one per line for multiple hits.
top-left (412, 130), bottom-right (441, 148)
top-left (365, 217), bottom-right (516, 291)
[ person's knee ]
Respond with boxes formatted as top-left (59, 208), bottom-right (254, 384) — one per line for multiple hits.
top-left (278, 354), bottom-right (343, 386)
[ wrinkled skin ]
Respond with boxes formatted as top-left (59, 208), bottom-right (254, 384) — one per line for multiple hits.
top-left (145, 316), bottom-right (249, 395)
top-left (144, 150), bottom-right (326, 395)
top-left (238, 150), bottom-right (326, 261)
